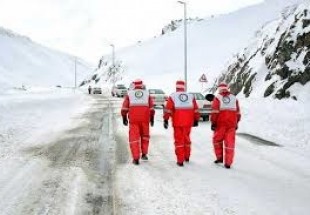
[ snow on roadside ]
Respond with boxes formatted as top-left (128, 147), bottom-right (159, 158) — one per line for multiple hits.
top-left (238, 82), bottom-right (310, 149)
top-left (0, 88), bottom-right (94, 159)
top-left (0, 88), bottom-right (96, 214)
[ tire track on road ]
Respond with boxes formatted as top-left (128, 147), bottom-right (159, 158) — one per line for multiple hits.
top-left (0, 96), bottom-right (120, 215)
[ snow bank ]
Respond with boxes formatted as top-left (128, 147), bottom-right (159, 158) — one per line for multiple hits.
top-left (239, 83), bottom-right (310, 147)
top-left (0, 89), bottom-right (94, 159)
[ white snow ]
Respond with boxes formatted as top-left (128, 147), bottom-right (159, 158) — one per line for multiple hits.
top-left (0, 0), bottom-right (309, 213)
top-left (101, 0), bottom-right (305, 93)
top-left (204, 0), bottom-right (310, 149)
top-left (0, 88), bottom-right (94, 214)
top-left (110, 1), bottom-right (310, 211)
top-left (88, 0), bottom-right (310, 150)
top-left (238, 86), bottom-right (310, 148)
top-left (116, 107), bottom-right (310, 214)
top-left (0, 27), bottom-right (94, 92)
top-left (0, 88), bottom-right (92, 158)
top-left (286, 49), bottom-right (307, 71)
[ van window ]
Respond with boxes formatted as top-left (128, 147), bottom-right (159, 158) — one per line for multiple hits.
top-left (149, 89), bottom-right (164, 94)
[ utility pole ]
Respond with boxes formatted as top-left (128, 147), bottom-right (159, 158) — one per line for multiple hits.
top-left (177, 1), bottom-right (188, 91)
top-left (110, 44), bottom-right (116, 87)
top-left (74, 57), bottom-right (77, 89)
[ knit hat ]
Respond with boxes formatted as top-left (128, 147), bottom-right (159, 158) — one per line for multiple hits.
top-left (176, 80), bottom-right (185, 90)
top-left (218, 83), bottom-right (229, 92)
top-left (133, 79), bottom-right (143, 89)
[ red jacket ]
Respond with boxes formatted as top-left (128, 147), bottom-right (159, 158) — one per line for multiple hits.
top-left (121, 89), bottom-right (155, 123)
top-left (164, 90), bottom-right (200, 127)
top-left (211, 91), bottom-right (241, 127)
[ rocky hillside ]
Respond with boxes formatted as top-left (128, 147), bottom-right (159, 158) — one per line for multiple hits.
top-left (217, 1), bottom-right (310, 100)
top-left (80, 56), bottom-right (124, 88)
top-left (161, 18), bottom-right (203, 35)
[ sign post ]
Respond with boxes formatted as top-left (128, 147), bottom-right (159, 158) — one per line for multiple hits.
top-left (199, 74), bottom-right (208, 92)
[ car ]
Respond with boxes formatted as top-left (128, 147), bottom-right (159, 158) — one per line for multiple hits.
top-left (92, 87), bottom-right (102, 94)
top-left (112, 84), bottom-right (128, 97)
top-left (189, 92), bottom-right (212, 121)
top-left (148, 89), bottom-right (168, 107)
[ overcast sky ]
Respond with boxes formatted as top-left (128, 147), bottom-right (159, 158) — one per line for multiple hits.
top-left (0, 0), bottom-right (263, 64)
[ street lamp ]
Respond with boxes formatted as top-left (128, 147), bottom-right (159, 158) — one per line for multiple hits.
top-left (110, 44), bottom-right (116, 87)
top-left (74, 56), bottom-right (77, 89)
top-left (177, 0), bottom-right (188, 91)
top-left (110, 44), bottom-right (115, 67)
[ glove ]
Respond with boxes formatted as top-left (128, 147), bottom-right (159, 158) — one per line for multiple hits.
top-left (163, 120), bottom-right (168, 129)
top-left (123, 116), bottom-right (128, 126)
top-left (193, 120), bottom-right (199, 127)
top-left (150, 116), bottom-right (154, 127)
top-left (211, 124), bottom-right (216, 131)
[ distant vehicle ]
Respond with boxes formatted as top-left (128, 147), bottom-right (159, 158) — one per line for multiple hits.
top-left (92, 87), bottom-right (102, 94)
top-left (189, 92), bottom-right (212, 121)
top-left (112, 84), bottom-right (128, 97)
top-left (149, 89), bottom-right (167, 107)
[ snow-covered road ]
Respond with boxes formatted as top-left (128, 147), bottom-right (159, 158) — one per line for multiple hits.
top-left (1, 93), bottom-right (309, 215)
top-left (115, 106), bottom-right (310, 215)
top-left (0, 92), bottom-right (119, 214)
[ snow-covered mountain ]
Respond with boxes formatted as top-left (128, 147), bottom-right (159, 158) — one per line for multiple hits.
top-left (217, 1), bottom-right (310, 100)
top-left (87, 0), bottom-right (304, 94)
top-left (0, 27), bottom-right (94, 92)
top-left (80, 57), bottom-right (125, 88)
top-left (81, 0), bottom-right (309, 148)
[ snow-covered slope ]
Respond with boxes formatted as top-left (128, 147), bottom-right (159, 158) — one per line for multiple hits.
top-left (0, 27), bottom-right (94, 92)
top-left (82, 0), bottom-right (309, 148)
top-left (218, 1), bottom-right (310, 100)
top-left (209, 1), bottom-right (310, 147)
top-left (87, 0), bottom-right (304, 93)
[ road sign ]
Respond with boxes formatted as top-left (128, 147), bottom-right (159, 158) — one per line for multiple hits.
top-left (199, 74), bottom-right (208, 83)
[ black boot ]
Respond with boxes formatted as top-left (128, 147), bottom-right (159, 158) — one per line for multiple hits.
top-left (133, 159), bottom-right (140, 165)
top-left (141, 154), bottom-right (148, 160)
top-left (224, 164), bottom-right (231, 169)
top-left (177, 162), bottom-right (184, 167)
top-left (185, 158), bottom-right (190, 162)
top-left (214, 159), bottom-right (223, 164)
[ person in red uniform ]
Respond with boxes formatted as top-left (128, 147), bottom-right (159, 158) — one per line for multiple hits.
top-left (210, 83), bottom-right (241, 169)
top-left (121, 79), bottom-right (155, 165)
top-left (163, 80), bottom-right (200, 166)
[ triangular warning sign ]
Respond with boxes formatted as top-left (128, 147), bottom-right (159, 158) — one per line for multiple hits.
top-left (199, 74), bottom-right (208, 82)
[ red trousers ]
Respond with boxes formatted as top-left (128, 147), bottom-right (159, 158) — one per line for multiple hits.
top-left (212, 125), bottom-right (236, 166)
top-left (173, 126), bottom-right (192, 163)
top-left (129, 122), bottom-right (150, 160)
